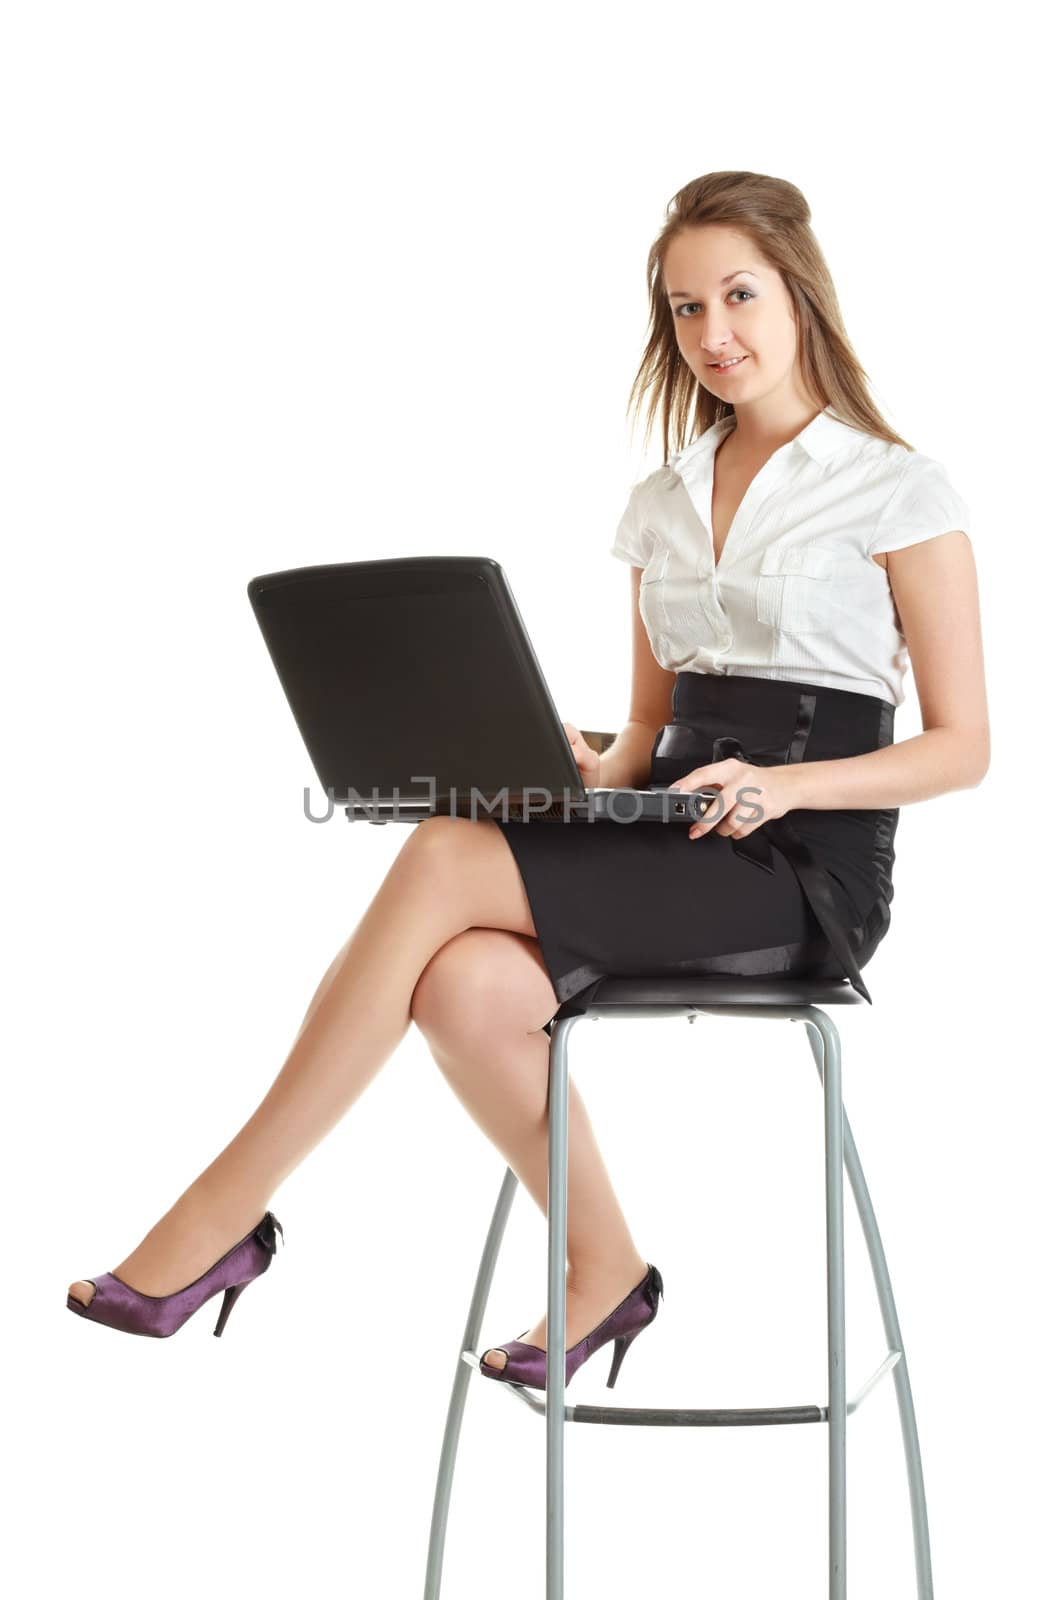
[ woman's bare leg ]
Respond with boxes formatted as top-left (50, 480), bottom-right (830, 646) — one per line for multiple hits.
top-left (410, 928), bottom-right (649, 1370)
top-left (68, 815), bottom-right (545, 1305)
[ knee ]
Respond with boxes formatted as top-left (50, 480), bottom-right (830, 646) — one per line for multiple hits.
top-left (394, 813), bottom-right (487, 897)
top-left (411, 929), bottom-right (556, 1044)
top-left (402, 813), bottom-right (474, 862)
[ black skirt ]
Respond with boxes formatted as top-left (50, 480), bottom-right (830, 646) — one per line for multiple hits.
top-left (491, 671), bottom-right (899, 1009)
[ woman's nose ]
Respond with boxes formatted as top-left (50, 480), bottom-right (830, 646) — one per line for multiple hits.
top-left (699, 316), bottom-right (733, 353)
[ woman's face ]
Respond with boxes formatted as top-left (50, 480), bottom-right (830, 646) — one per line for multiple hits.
top-left (662, 225), bottom-right (804, 408)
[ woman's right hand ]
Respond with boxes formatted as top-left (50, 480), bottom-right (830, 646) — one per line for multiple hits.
top-left (562, 722), bottom-right (602, 788)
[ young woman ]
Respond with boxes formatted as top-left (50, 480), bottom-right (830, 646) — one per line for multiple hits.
top-left (66, 170), bottom-right (989, 1392)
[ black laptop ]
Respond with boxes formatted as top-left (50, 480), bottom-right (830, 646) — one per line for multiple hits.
top-left (246, 556), bottom-right (710, 826)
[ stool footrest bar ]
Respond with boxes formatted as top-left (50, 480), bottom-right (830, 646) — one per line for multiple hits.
top-left (571, 1401), bottom-right (826, 1426)
top-left (466, 1347), bottom-right (903, 1425)
top-left (467, 1344), bottom-right (915, 1433)
top-left (466, 1363), bottom-right (827, 1427)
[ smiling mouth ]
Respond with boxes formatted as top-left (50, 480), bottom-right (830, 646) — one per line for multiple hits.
top-left (708, 356), bottom-right (747, 370)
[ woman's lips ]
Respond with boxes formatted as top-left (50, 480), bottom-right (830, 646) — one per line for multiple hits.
top-left (708, 355), bottom-right (748, 374)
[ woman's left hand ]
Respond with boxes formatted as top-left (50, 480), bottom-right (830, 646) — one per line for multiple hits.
top-left (561, 721), bottom-right (601, 787)
top-left (670, 759), bottom-right (801, 841)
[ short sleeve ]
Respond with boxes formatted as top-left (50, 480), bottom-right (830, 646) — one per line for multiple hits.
top-left (609, 481), bottom-right (653, 568)
top-left (869, 455), bottom-right (972, 556)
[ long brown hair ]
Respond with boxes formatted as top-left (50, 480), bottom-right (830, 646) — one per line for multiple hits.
top-left (627, 171), bottom-right (913, 464)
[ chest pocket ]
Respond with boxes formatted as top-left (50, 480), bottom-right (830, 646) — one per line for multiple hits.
top-left (755, 545), bottom-right (850, 635)
top-left (638, 542), bottom-right (671, 632)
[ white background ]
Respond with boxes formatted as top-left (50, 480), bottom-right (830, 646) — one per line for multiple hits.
top-left (4, 3), bottom-right (1054, 1597)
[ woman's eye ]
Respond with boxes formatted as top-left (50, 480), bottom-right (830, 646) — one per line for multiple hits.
top-left (675, 290), bottom-right (754, 317)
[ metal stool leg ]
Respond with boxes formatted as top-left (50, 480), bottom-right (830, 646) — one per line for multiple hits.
top-left (802, 1013), bottom-right (935, 1599)
top-left (546, 1012), bottom-right (579, 1599)
top-left (423, 1164), bottom-right (520, 1599)
top-left (801, 1006), bottom-right (848, 1598)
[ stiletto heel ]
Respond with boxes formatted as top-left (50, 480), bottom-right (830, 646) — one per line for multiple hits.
top-left (606, 1328), bottom-right (639, 1389)
top-left (67, 1210), bottom-right (284, 1340)
top-left (479, 1261), bottom-right (665, 1392)
top-left (213, 1279), bottom-right (250, 1337)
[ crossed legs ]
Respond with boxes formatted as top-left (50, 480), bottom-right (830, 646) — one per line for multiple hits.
top-left (67, 815), bottom-right (648, 1358)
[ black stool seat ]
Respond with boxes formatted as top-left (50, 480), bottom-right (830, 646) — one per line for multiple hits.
top-left (554, 973), bottom-right (866, 1020)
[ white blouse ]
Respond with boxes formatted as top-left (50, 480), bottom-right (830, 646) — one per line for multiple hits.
top-left (610, 406), bottom-right (973, 708)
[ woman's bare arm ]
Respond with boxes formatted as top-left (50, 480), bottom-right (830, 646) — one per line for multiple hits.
top-left (789, 530), bottom-right (990, 809)
top-left (597, 568), bottom-right (677, 790)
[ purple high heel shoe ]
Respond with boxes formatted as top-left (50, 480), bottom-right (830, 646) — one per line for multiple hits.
top-left (478, 1262), bottom-right (664, 1391)
top-left (65, 1211), bottom-right (284, 1339)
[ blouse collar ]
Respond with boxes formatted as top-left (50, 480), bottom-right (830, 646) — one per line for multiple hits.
top-left (667, 406), bottom-right (858, 475)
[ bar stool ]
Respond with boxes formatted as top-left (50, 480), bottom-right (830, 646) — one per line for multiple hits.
top-left (422, 971), bottom-right (934, 1599)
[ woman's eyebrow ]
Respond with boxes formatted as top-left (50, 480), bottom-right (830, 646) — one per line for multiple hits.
top-left (666, 270), bottom-right (760, 299)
